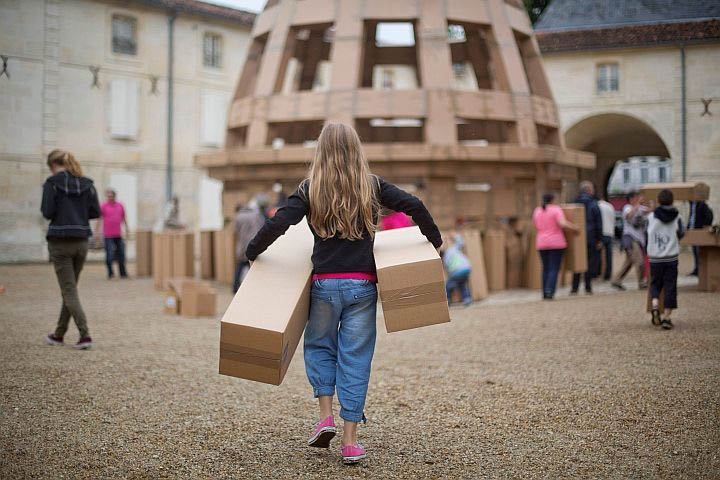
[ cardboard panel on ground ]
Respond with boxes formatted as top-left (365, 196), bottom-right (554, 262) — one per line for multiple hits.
top-left (681, 228), bottom-right (720, 292)
top-left (214, 227), bottom-right (236, 285)
top-left (172, 232), bottom-right (195, 278)
top-left (135, 230), bottom-right (152, 277)
top-left (523, 230), bottom-right (542, 289)
top-left (483, 230), bottom-right (506, 291)
top-left (165, 278), bottom-right (217, 317)
top-left (460, 229), bottom-right (489, 300)
top-left (152, 233), bottom-right (163, 289)
top-left (200, 231), bottom-right (215, 280)
top-left (640, 182), bottom-right (709, 202)
top-left (219, 221), bottom-right (314, 385)
top-left (502, 224), bottom-right (523, 288)
top-left (560, 203), bottom-right (587, 272)
top-left (374, 226), bottom-right (450, 332)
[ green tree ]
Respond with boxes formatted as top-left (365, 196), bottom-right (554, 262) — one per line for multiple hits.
top-left (524, 0), bottom-right (552, 24)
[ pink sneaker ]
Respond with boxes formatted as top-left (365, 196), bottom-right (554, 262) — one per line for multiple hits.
top-left (307, 416), bottom-right (336, 448)
top-left (341, 443), bottom-right (366, 464)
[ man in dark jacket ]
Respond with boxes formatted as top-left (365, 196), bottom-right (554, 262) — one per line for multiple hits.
top-left (687, 200), bottom-right (714, 275)
top-left (571, 181), bottom-right (603, 295)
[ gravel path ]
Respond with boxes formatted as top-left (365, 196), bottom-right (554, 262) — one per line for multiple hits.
top-left (1, 263), bottom-right (718, 479)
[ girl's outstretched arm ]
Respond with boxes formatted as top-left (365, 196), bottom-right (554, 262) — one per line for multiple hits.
top-left (245, 183), bottom-right (308, 260)
top-left (378, 178), bottom-right (442, 248)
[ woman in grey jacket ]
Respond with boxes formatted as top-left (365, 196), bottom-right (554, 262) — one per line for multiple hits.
top-left (41, 149), bottom-right (100, 349)
top-left (647, 189), bottom-right (685, 330)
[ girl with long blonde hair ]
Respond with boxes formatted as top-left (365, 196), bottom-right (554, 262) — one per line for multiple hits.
top-left (246, 123), bottom-right (441, 464)
top-left (42, 149), bottom-right (101, 350)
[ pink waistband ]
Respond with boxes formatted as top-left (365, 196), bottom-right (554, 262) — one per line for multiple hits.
top-left (312, 272), bottom-right (378, 283)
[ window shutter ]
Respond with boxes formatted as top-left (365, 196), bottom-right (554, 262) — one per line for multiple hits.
top-left (201, 91), bottom-right (228, 147)
top-left (110, 78), bottom-right (139, 139)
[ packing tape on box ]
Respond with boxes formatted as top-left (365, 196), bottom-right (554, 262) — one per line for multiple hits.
top-left (380, 281), bottom-right (447, 311)
top-left (219, 341), bottom-right (290, 369)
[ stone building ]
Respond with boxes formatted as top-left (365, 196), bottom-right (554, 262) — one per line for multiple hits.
top-left (0, 0), bottom-right (255, 262)
top-left (535, 0), bottom-right (720, 211)
top-left (197, 0), bottom-right (594, 231)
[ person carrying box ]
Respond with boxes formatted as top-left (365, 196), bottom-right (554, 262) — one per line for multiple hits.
top-left (245, 123), bottom-right (442, 465)
top-left (647, 189), bottom-right (685, 330)
top-left (441, 232), bottom-right (472, 307)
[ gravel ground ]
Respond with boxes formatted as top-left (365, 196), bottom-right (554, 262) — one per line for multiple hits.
top-left (1, 262), bottom-right (718, 479)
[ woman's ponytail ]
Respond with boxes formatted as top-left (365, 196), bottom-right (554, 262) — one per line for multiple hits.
top-left (47, 149), bottom-right (83, 177)
top-left (541, 193), bottom-right (554, 210)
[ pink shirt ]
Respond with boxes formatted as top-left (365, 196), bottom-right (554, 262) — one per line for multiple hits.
top-left (381, 212), bottom-right (413, 230)
top-left (533, 205), bottom-right (567, 250)
top-left (101, 201), bottom-right (125, 238)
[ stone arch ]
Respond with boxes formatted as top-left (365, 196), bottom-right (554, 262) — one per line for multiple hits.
top-left (563, 112), bottom-right (671, 197)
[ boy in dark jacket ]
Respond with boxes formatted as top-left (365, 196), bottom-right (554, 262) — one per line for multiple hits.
top-left (571, 181), bottom-right (603, 295)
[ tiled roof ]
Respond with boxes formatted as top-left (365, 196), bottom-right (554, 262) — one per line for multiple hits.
top-left (134, 0), bottom-right (256, 26)
top-left (535, 0), bottom-right (720, 31)
top-left (537, 18), bottom-right (720, 53)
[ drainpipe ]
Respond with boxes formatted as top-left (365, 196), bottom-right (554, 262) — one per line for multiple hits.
top-left (166, 11), bottom-right (176, 201)
top-left (681, 46), bottom-right (686, 182)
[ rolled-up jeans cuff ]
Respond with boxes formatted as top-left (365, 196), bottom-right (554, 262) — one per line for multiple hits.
top-left (339, 407), bottom-right (364, 423)
top-left (313, 387), bottom-right (335, 398)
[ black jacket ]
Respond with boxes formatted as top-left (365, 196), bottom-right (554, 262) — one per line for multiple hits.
top-left (689, 201), bottom-right (714, 229)
top-left (575, 192), bottom-right (603, 245)
top-left (41, 171), bottom-right (101, 239)
top-left (246, 177), bottom-right (442, 274)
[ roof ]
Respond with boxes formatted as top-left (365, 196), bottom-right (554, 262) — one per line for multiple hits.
top-left (535, 0), bottom-right (720, 31)
top-left (133, 0), bottom-right (256, 26)
top-left (537, 18), bottom-right (720, 53)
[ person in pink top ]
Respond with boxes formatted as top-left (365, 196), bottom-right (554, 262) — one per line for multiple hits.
top-left (532, 193), bottom-right (578, 299)
top-left (99, 189), bottom-right (129, 279)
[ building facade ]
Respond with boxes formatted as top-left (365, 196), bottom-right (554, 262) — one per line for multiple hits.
top-left (535, 0), bottom-right (720, 212)
top-left (0, 0), bottom-right (254, 262)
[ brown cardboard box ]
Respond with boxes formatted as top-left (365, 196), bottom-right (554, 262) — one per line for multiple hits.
top-left (680, 228), bottom-right (720, 247)
top-left (460, 229), bottom-right (489, 300)
top-left (698, 247), bottom-right (720, 292)
top-left (523, 230), bottom-right (542, 289)
top-left (374, 226), bottom-right (450, 333)
top-left (135, 230), bottom-right (152, 277)
top-left (172, 232), bottom-right (195, 278)
top-left (483, 230), bottom-right (506, 291)
top-left (200, 231), bottom-right (215, 279)
top-left (213, 227), bottom-right (236, 285)
top-left (219, 221), bottom-right (314, 385)
top-left (640, 182), bottom-right (709, 202)
top-left (165, 278), bottom-right (217, 317)
top-left (159, 232), bottom-right (174, 290)
top-left (502, 225), bottom-right (523, 289)
top-left (152, 233), bottom-right (163, 289)
top-left (560, 204), bottom-right (587, 272)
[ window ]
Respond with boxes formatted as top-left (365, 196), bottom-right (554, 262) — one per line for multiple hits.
top-left (112, 15), bottom-right (137, 55)
top-left (597, 63), bottom-right (619, 93)
top-left (640, 167), bottom-right (649, 183)
top-left (201, 91), bottom-right (228, 147)
top-left (109, 78), bottom-right (139, 140)
top-left (658, 166), bottom-right (667, 182)
top-left (203, 33), bottom-right (222, 68)
top-left (622, 168), bottom-right (630, 184)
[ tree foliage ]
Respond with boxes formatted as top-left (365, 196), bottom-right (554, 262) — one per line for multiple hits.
top-left (524, 0), bottom-right (552, 24)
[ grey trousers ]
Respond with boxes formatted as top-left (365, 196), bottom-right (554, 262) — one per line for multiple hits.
top-left (48, 238), bottom-right (90, 338)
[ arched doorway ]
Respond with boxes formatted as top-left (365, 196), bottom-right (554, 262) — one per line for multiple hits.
top-left (564, 113), bottom-right (671, 198)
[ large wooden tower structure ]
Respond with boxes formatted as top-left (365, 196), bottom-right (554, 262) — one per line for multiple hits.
top-left (196, 0), bottom-right (594, 229)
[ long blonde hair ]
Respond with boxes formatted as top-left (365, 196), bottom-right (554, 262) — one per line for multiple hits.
top-left (307, 123), bottom-right (378, 240)
top-left (47, 149), bottom-right (83, 177)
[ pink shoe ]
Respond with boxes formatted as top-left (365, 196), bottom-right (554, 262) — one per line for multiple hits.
top-left (308, 415), bottom-right (336, 448)
top-left (341, 443), bottom-right (366, 464)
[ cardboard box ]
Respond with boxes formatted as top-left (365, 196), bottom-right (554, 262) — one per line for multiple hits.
top-left (214, 227), bottom-right (236, 285)
top-left (200, 231), bottom-right (215, 279)
top-left (165, 278), bottom-right (217, 317)
top-left (219, 221), bottom-right (314, 385)
top-left (523, 230), bottom-right (542, 289)
top-left (502, 225), bottom-right (523, 289)
top-left (172, 232), bottom-right (195, 278)
top-left (135, 230), bottom-right (152, 277)
top-left (374, 226), bottom-right (450, 333)
top-left (561, 204), bottom-right (587, 273)
top-left (640, 182), bottom-right (709, 202)
top-left (460, 229), bottom-right (489, 300)
top-left (152, 233), bottom-right (163, 289)
top-left (680, 228), bottom-right (720, 247)
top-left (483, 230), bottom-right (506, 291)
top-left (698, 247), bottom-right (720, 292)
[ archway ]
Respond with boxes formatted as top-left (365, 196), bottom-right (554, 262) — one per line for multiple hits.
top-left (564, 113), bottom-right (671, 199)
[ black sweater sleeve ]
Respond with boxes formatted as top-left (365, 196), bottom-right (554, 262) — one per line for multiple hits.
top-left (41, 182), bottom-right (57, 220)
top-left (245, 184), bottom-right (309, 261)
top-left (88, 186), bottom-right (101, 220)
top-left (378, 178), bottom-right (443, 248)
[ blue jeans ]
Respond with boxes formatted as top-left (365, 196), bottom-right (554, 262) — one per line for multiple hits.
top-left (446, 268), bottom-right (471, 304)
top-left (304, 278), bottom-right (378, 423)
top-left (539, 248), bottom-right (564, 298)
top-left (104, 237), bottom-right (127, 277)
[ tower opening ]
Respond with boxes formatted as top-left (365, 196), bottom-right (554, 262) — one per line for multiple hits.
top-left (447, 22), bottom-right (507, 91)
top-left (275, 23), bottom-right (334, 94)
top-left (360, 21), bottom-right (421, 90)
